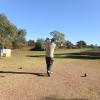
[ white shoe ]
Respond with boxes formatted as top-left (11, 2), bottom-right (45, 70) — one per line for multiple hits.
top-left (48, 71), bottom-right (53, 74)
top-left (48, 71), bottom-right (50, 73)
top-left (50, 71), bottom-right (53, 74)
top-left (47, 71), bottom-right (50, 77)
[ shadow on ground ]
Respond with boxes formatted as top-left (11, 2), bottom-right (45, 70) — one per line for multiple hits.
top-left (55, 51), bottom-right (100, 60)
top-left (0, 71), bottom-right (47, 77)
top-left (44, 96), bottom-right (89, 100)
top-left (26, 51), bottom-right (100, 60)
top-left (26, 55), bottom-right (44, 58)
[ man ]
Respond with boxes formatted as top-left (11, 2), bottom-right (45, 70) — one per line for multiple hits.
top-left (45, 38), bottom-right (56, 77)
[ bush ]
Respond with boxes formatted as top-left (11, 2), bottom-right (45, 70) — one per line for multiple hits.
top-left (32, 39), bottom-right (45, 51)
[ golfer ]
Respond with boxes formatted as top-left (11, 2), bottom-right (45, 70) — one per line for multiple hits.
top-left (45, 38), bottom-right (56, 77)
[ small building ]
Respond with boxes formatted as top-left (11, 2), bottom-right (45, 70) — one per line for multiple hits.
top-left (0, 49), bottom-right (11, 57)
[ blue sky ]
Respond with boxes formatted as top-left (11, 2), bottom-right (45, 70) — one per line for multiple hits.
top-left (0, 0), bottom-right (100, 45)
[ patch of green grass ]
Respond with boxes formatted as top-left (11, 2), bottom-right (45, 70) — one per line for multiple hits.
top-left (54, 48), bottom-right (100, 60)
top-left (0, 48), bottom-right (99, 67)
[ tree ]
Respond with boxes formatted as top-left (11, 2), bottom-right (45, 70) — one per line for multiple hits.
top-left (0, 13), bottom-right (27, 49)
top-left (0, 14), bottom-right (17, 48)
top-left (27, 40), bottom-right (35, 47)
top-left (76, 40), bottom-right (87, 48)
top-left (89, 44), bottom-right (98, 48)
top-left (65, 40), bottom-right (74, 49)
top-left (50, 30), bottom-right (65, 47)
top-left (33, 39), bottom-right (45, 51)
top-left (12, 29), bottom-right (27, 49)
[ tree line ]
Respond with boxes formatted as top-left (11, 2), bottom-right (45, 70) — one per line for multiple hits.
top-left (0, 14), bottom-right (99, 50)
top-left (0, 14), bottom-right (26, 49)
top-left (28, 31), bottom-right (99, 51)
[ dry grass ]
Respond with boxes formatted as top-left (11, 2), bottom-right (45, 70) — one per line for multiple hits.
top-left (0, 49), bottom-right (100, 100)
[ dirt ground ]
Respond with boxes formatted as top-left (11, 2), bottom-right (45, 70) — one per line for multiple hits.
top-left (0, 58), bottom-right (100, 100)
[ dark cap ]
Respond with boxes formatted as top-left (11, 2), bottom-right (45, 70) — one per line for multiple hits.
top-left (51, 38), bottom-right (56, 42)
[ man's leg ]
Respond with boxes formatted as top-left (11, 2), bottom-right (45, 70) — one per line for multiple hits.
top-left (50, 58), bottom-right (54, 74)
top-left (46, 57), bottom-right (50, 75)
top-left (45, 57), bottom-right (48, 72)
top-left (47, 57), bottom-right (54, 76)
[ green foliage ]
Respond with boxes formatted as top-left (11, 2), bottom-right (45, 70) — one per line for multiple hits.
top-left (0, 14), bottom-right (9, 27)
top-left (0, 14), bottom-right (27, 49)
top-left (33, 38), bottom-right (45, 51)
top-left (12, 29), bottom-right (26, 49)
top-left (65, 40), bottom-right (74, 49)
top-left (28, 40), bottom-right (35, 47)
top-left (76, 40), bottom-right (87, 48)
top-left (89, 44), bottom-right (98, 48)
top-left (50, 30), bottom-right (65, 47)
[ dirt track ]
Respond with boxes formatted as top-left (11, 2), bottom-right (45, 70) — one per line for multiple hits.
top-left (0, 59), bottom-right (100, 100)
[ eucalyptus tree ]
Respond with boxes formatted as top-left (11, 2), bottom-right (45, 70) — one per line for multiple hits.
top-left (50, 30), bottom-right (65, 47)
